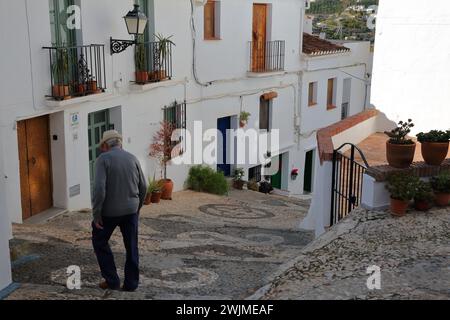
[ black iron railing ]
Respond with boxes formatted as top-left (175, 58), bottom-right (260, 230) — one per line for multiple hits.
top-left (330, 143), bottom-right (369, 226)
top-left (134, 41), bottom-right (173, 84)
top-left (43, 44), bottom-right (106, 101)
top-left (249, 40), bottom-right (285, 73)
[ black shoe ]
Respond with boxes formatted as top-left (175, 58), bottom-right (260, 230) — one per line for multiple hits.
top-left (121, 285), bottom-right (137, 292)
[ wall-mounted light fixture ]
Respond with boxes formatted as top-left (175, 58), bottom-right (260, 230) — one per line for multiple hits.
top-left (110, 4), bottom-right (148, 55)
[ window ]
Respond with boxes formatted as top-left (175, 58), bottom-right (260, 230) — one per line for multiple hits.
top-left (49, 0), bottom-right (77, 46)
top-left (164, 101), bottom-right (186, 157)
top-left (204, 1), bottom-right (220, 40)
top-left (259, 97), bottom-right (271, 131)
top-left (308, 82), bottom-right (318, 106)
top-left (327, 78), bottom-right (337, 109)
top-left (249, 165), bottom-right (262, 182)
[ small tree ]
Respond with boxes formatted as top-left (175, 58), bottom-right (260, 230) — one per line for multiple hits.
top-left (149, 121), bottom-right (175, 180)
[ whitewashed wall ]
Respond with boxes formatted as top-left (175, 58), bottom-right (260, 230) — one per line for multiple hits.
top-left (371, 0), bottom-right (450, 134)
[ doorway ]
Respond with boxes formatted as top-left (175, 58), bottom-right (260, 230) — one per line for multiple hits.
top-left (17, 115), bottom-right (53, 220)
top-left (271, 154), bottom-right (282, 189)
top-left (217, 116), bottom-right (231, 176)
top-left (252, 3), bottom-right (268, 72)
top-left (303, 150), bottom-right (315, 193)
top-left (88, 109), bottom-right (112, 193)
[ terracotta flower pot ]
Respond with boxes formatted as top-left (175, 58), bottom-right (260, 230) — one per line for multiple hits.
top-left (414, 199), bottom-right (432, 211)
top-left (76, 83), bottom-right (87, 95)
top-left (435, 192), bottom-right (450, 207)
top-left (386, 141), bottom-right (416, 168)
top-left (390, 198), bottom-right (409, 217)
top-left (421, 142), bottom-right (449, 166)
top-left (151, 192), bottom-right (162, 204)
top-left (144, 193), bottom-right (152, 206)
top-left (135, 71), bottom-right (149, 84)
top-left (161, 179), bottom-right (174, 200)
top-left (233, 180), bottom-right (245, 190)
top-left (239, 120), bottom-right (247, 128)
top-left (52, 84), bottom-right (70, 100)
top-left (149, 70), bottom-right (167, 81)
top-left (87, 80), bottom-right (99, 92)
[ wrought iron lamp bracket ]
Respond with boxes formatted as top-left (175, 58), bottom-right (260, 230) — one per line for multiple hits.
top-left (110, 37), bottom-right (137, 55)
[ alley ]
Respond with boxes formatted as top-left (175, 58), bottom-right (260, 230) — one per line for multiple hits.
top-left (6, 190), bottom-right (312, 300)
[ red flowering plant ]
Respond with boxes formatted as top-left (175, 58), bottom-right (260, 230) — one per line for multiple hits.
top-left (291, 168), bottom-right (299, 176)
top-left (149, 121), bottom-right (176, 180)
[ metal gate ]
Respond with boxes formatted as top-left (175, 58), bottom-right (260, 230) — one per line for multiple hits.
top-left (330, 143), bottom-right (369, 226)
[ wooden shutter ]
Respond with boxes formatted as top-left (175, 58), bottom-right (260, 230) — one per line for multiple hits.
top-left (260, 98), bottom-right (270, 130)
top-left (327, 79), bottom-right (335, 108)
top-left (308, 83), bottom-right (315, 106)
top-left (204, 1), bottom-right (216, 39)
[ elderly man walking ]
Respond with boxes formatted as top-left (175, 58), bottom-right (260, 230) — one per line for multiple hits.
top-left (92, 130), bottom-right (147, 292)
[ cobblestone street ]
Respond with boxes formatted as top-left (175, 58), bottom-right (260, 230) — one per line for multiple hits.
top-left (6, 190), bottom-right (312, 300)
top-left (261, 207), bottom-right (450, 300)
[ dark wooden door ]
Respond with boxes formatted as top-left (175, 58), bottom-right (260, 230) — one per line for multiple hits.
top-left (18, 116), bottom-right (53, 220)
top-left (304, 150), bottom-right (314, 193)
top-left (252, 4), bottom-right (267, 71)
top-left (217, 116), bottom-right (231, 176)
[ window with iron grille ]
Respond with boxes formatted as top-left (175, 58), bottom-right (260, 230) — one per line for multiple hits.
top-left (249, 165), bottom-right (262, 182)
top-left (164, 101), bottom-right (186, 156)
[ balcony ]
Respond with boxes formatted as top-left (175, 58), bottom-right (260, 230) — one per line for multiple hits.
top-left (43, 44), bottom-right (106, 101)
top-left (248, 40), bottom-right (285, 73)
top-left (133, 41), bottom-right (173, 85)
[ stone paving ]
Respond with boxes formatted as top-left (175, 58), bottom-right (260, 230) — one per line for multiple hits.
top-left (6, 190), bottom-right (313, 300)
top-left (261, 207), bottom-right (450, 300)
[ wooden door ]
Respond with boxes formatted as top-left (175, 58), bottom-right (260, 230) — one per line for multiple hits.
top-left (304, 150), bottom-right (314, 193)
top-left (17, 116), bottom-right (53, 220)
top-left (217, 116), bottom-right (231, 177)
top-left (271, 155), bottom-right (282, 189)
top-left (252, 4), bottom-right (267, 71)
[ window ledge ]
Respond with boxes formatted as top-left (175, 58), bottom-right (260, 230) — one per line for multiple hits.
top-left (45, 91), bottom-right (114, 108)
top-left (247, 71), bottom-right (286, 78)
top-left (327, 104), bottom-right (337, 110)
top-left (204, 37), bottom-right (222, 41)
top-left (308, 103), bottom-right (318, 107)
top-left (129, 79), bottom-right (186, 92)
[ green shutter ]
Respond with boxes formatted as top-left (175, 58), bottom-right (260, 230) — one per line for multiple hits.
top-left (49, 0), bottom-right (77, 47)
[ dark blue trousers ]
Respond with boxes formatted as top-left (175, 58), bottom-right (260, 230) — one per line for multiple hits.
top-left (92, 213), bottom-right (139, 290)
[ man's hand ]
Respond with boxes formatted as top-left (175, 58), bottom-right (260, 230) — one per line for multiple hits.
top-left (94, 219), bottom-right (104, 230)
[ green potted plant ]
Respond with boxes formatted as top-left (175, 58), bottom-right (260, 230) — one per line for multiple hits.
top-left (51, 48), bottom-right (70, 100)
top-left (247, 179), bottom-right (259, 192)
top-left (417, 130), bottom-right (450, 166)
top-left (384, 119), bottom-right (416, 168)
top-left (147, 176), bottom-right (164, 204)
top-left (150, 33), bottom-right (175, 81)
top-left (239, 111), bottom-right (251, 128)
top-left (149, 121), bottom-right (176, 200)
top-left (135, 42), bottom-right (149, 84)
top-left (430, 172), bottom-right (450, 206)
top-left (233, 168), bottom-right (245, 190)
top-left (386, 172), bottom-right (419, 216)
top-left (414, 180), bottom-right (435, 211)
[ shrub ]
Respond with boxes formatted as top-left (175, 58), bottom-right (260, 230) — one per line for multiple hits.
top-left (147, 176), bottom-right (164, 194)
top-left (233, 168), bottom-right (245, 182)
top-left (430, 172), bottom-right (450, 193)
top-left (384, 119), bottom-right (415, 145)
top-left (386, 172), bottom-right (420, 201)
top-left (414, 181), bottom-right (435, 202)
top-left (247, 179), bottom-right (259, 192)
top-left (186, 165), bottom-right (229, 195)
top-left (417, 130), bottom-right (450, 143)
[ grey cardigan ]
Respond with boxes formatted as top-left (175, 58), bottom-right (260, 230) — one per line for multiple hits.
top-left (92, 147), bottom-right (147, 222)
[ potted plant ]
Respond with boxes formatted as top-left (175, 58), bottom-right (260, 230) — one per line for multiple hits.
top-left (247, 179), bottom-right (259, 192)
top-left (135, 42), bottom-right (149, 84)
top-left (149, 121), bottom-right (176, 200)
top-left (239, 111), bottom-right (251, 128)
top-left (233, 168), bottom-right (245, 190)
top-left (384, 119), bottom-right (416, 168)
top-left (386, 172), bottom-right (419, 216)
top-left (51, 48), bottom-right (71, 100)
top-left (150, 33), bottom-right (175, 81)
top-left (147, 176), bottom-right (164, 204)
top-left (414, 180), bottom-right (435, 211)
top-left (417, 130), bottom-right (450, 166)
top-left (430, 172), bottom-right (450, 206)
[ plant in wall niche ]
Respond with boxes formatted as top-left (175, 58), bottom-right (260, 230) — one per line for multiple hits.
top-left (384, 119), bottom-right (416, 168)
top-left (417, 130), bottom-right (450, 166)
top-left (233, 168), bottom-right (245, 190)
top-left (291, 168), bottom-right (299, 180)
top-left (414, 180), bottom-right (435, 211)
top-left (430, 172), bottom-right (450, 207)
top-left (149, 121), bottom-right (176, 200)
top-left (386, 172), bottom-right (419, 217)
top-left (151, 33), bottom-right (175, 81)
top-left (239, 111), bottom-right (251, 128)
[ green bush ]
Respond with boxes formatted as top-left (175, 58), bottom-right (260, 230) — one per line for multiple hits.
top-left (186, 165), bottom-right (229, 195)
top-left (431, 172), bottom-right (450, 193)
top-left (386, 172), bottom-right (420, 201)
top-left (417, 130), bottom-right (450, 143)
